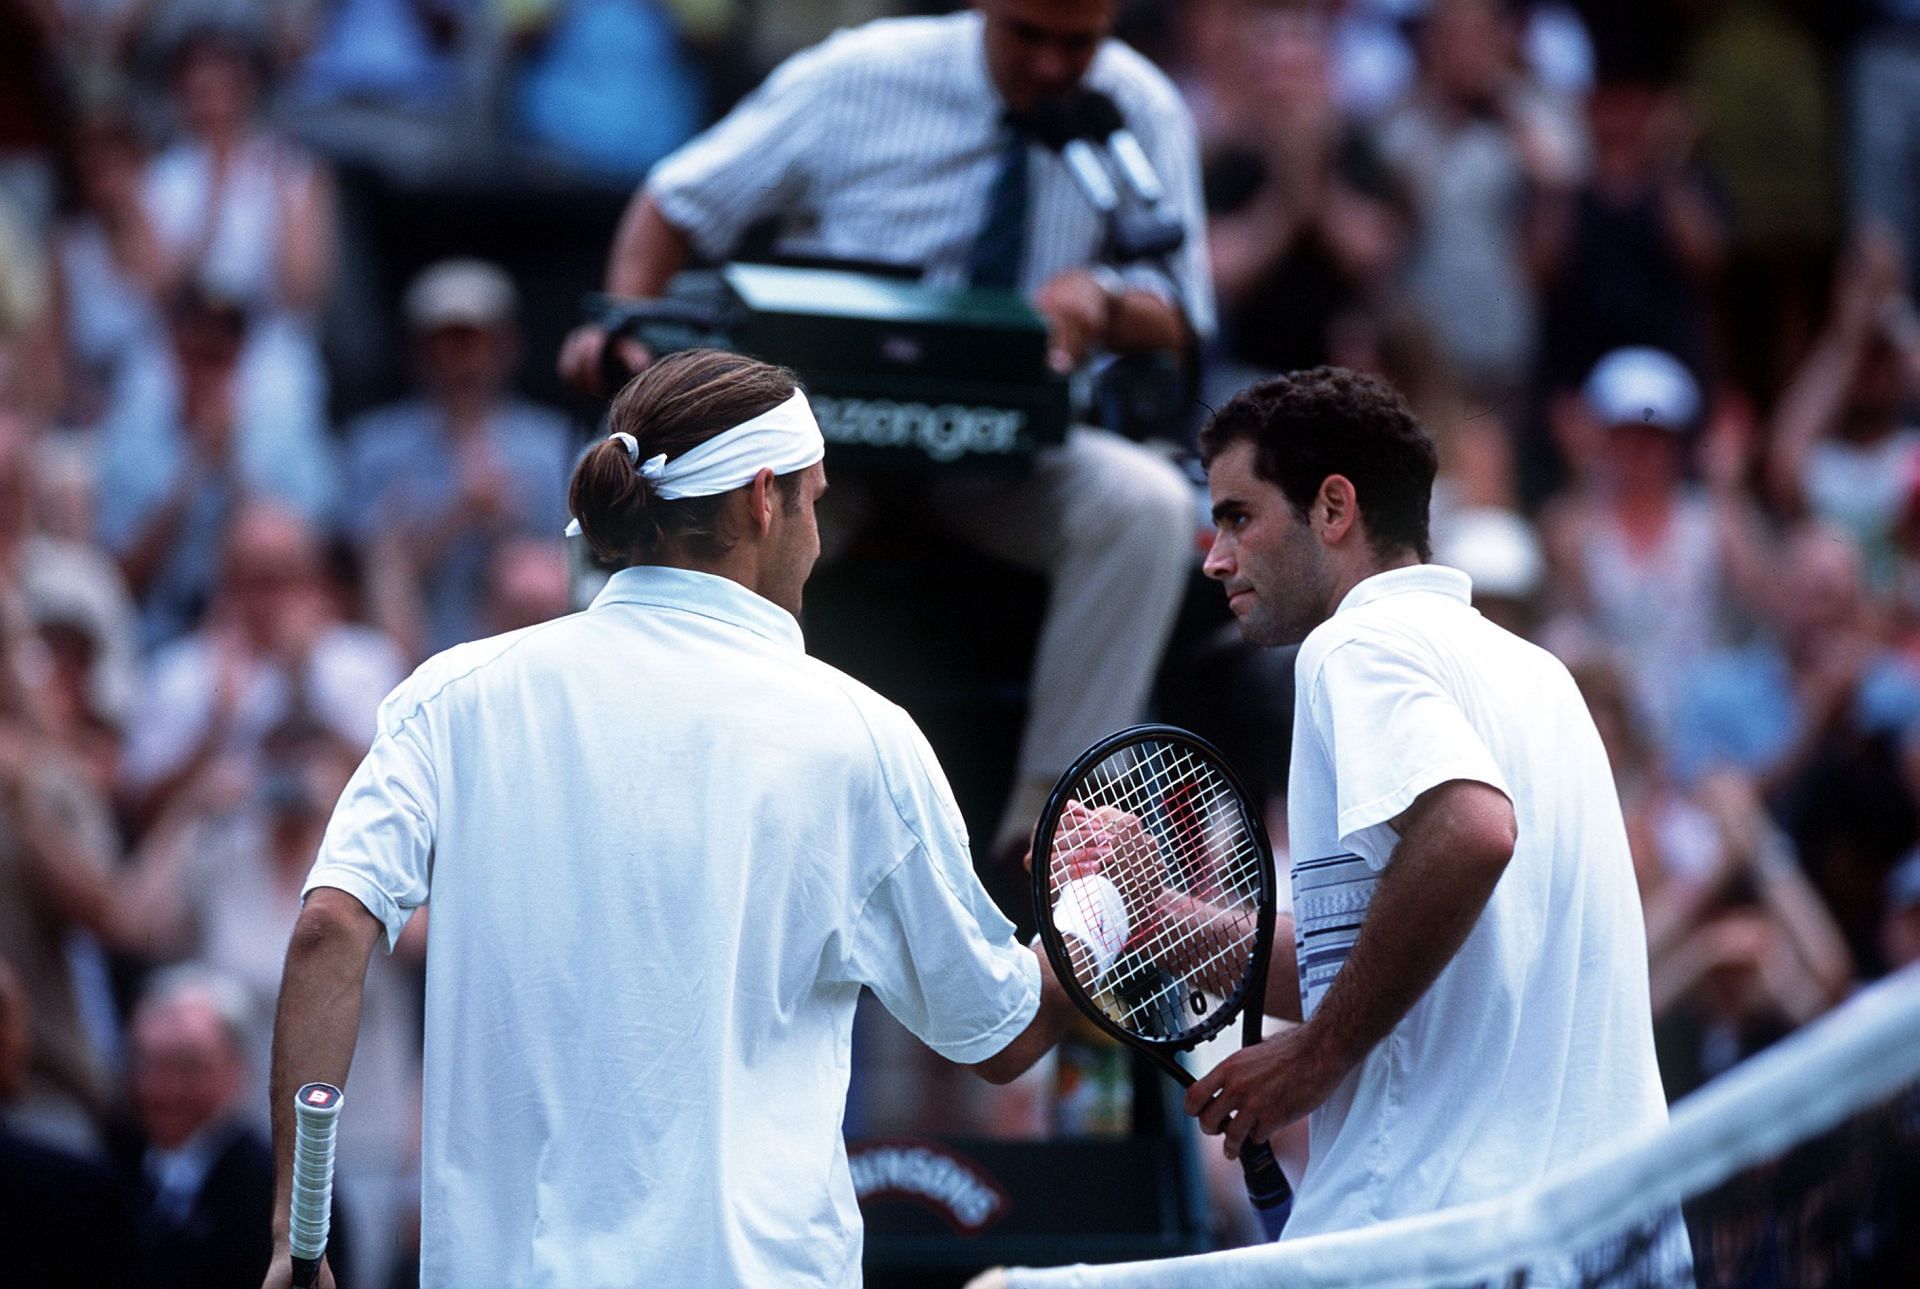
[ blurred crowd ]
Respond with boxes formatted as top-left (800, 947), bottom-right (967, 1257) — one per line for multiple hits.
top-left (5, 0), bottom-right (1920, 1283)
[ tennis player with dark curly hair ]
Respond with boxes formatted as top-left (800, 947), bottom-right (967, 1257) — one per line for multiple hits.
top-left (1188, 368), bottom-right (1686, 1269)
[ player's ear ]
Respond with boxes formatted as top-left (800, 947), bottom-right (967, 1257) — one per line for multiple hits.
top-left (1314, 475), bottom-right (1359, 544)
top-left (746, 468), bottom-right (777, 535)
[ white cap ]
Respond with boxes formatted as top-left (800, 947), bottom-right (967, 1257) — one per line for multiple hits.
top-left (1583, 346), bottom-right (1701, 432)
top-left (404, 258), bottom-right (517, 332)
top-left (1434, 506), bottom-right (1545, 601)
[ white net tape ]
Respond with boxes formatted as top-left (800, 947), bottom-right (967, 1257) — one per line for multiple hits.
top-left (988, 964), bottom-right (1920, 1288)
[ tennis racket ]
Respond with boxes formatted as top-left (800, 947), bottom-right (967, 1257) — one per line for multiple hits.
top-left (289, 1082), bottom-right (343, 1288)
top-left (1031, 724), bottom-right (1292, 1239)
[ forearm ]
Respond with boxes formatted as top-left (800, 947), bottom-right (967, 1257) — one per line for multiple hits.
top-left (269, 892), bottom-right (380, 1242)
top-left (605, 193), bottom-right (694, 298)
top-left (972, 946), bottom-right (1078, 1084)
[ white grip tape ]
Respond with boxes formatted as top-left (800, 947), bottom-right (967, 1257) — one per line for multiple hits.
top-left (290, 1083), bottom-right (344, 1262)
top-left (1052, 874), bottom-right (1131, 981)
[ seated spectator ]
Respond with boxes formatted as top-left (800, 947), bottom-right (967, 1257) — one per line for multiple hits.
top-left (111, 967), bottom-right (349, 1289)
top-left (1432, 504), bottom-right (1545, 638)
top-left (344, 259), bottom-right (574, 658)
top-left (1540, 347), bottom-right (1767, 742)
top-left (484, 535), bottom-right (572, 637)
top-left (140, 23), bottom-right (333, 469)
top-left (0, 411), bottom-right (141, 733)
top-left (1767, 228), bottom-right (1920, 591)
top-left (1203, 5), bottom-right (1405, 378)
top-left (1375, 0), bottom-right (1586, 401)
top-left (0, 669), bottom-right (130, 1156)
top-left (0, 957), bottom-right (135, 1289)
top-left (1672, 523), bottom-right (1920, 974)
top-left (119, 500), bottom-right (405, 827)
top-left (95, 286), bottom-right (338, 649)
top-left (1527, 71), bottom-right (1725, 503)
top-left (124, 726), bottom-right (421, 1289)
top-left (508, 0), bottom-right (706, 182)
top-left (49, 110), bottom-right (165, 432)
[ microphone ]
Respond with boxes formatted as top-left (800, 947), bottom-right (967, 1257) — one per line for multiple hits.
top-left (1023, 90), bottom-right (1184, 262)
top-left (1022, 95), bottom-right (1119, 216)
top-left (1071, 91), bottom-right (1166, 208)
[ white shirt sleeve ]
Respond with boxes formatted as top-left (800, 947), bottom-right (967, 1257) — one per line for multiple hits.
top-left (644, 37), bottom-right (842, 260)
top-left (840, 714), bottom-right (1040, 1063)
top-left (1305, 633), bottom-right (1511, 869)
top-left (849, 845), bottom-right (1042, 1064)
top-left (303, 682), bottom-right (437, 951)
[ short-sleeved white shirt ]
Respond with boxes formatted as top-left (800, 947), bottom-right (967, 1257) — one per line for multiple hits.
top-left (1285, 565), bottom-right (1671, 1239)
top-left (304, 566), bottom-right (1040, 1287)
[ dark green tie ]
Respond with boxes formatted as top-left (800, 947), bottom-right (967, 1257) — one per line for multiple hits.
top-left (967, 119), bottom-right (1030, 289)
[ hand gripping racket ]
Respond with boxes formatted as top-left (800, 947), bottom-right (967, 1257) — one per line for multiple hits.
top-left (289, 1082), bottom-right (343, 1288)
top-left (1032, 724), bottom-right (1292, 1239)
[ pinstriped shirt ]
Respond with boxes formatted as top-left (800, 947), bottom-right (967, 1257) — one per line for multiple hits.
top-left (645, 10), bottom-right (1216, 340)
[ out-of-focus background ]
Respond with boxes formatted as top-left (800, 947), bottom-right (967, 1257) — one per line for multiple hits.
top-left (3, 1), bottom-right (1920, 1285)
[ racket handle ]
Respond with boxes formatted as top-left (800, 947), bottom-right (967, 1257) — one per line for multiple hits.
top-left (1240, 1141), bottom-right (1293, 1241)
top-left (289, 1082), bottom-right (344, 1287)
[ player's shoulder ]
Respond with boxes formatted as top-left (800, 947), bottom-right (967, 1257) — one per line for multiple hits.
top-left (374, 618), bottom-right (577, 732)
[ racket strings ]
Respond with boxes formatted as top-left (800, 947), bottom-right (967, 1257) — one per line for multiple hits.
top-left (1050, 739), bottom-right (1265, 1042)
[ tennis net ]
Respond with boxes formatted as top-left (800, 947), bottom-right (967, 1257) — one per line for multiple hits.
top-left (979, 964), bottom-right (1920, 1289)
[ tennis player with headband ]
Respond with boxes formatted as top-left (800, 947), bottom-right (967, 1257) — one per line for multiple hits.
top-left (262, 348), bottom-right (1075, 1287)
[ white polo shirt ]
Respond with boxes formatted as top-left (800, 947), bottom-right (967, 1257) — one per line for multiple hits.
top-left (305, 566), bottom-right (1040, 1287)
top-left (1285, 565), bottom-right (1672, 1241)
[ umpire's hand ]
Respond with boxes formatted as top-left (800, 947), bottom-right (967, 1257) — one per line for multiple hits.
top-left (558, 323), bottom-right (653, 398)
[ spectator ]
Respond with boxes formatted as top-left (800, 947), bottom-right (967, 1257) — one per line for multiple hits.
top-left (1848, 2), bottom-right (1920, 296)
top-left (111, 967), bottom-right (343, 1289)
top-left (1766, 228), bottom-right (1920, 591)
top-left (0, 410), bottom-right (141, 734)
top-left (0, 956), bottom-right (136, 1289)
top-left (49, 110), bottom-right (164, 433)
top-left (1671, 523), bottom-right (1920, 974)
top-left (483, 535), bottom-right (571, 636)
top-left (1647, 774), bottom-right (1853, 1101)
top-left (140, 23), bottom-right (334, 467)
top-left (284, 0), bottom-right (479, 177)
top-left (124, 727), bottom-right (421, 1289)
top-left (344, 258), bottom-right (573, 658)
top-left (1375, 0), bottom-right (1586, 400)
top-left (1687, 0), bottom-right (1833, 403)
top-left (118, 499), bottom-right (405, 828)
top-left (1527, 71), bottom-right (1725, 504)
top-left (1431, 504), bottom-right (1545, 638)
top-left (95, 286), bottom-right (337, 649)
top-left (0, 629), bottom-right (132, 1156)
top-left (508, 0), bottom-right (706, 182)
top-left (1539, 347), bottom-right (1767, 741)
top-left (1203, 4), bottom-right (1406, 380)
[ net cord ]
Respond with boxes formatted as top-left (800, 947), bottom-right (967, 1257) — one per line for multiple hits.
top-left (998, 963), bottom-right (1920, 1289)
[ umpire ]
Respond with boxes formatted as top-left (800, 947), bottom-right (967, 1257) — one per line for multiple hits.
top-left (560, 0), bottom-right (1214, 864)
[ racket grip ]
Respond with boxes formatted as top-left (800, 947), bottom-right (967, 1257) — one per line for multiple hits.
top-left (1240, 1141), bottom-right (1292, 1241)
top-left (289, 1082), bottom-right (344, 1287)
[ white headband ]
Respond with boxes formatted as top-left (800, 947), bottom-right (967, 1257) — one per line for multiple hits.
top-left (564, 389), bottom-right (825, 536)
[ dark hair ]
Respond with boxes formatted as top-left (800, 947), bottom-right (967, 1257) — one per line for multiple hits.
top-left (567, 349), bottom-right (804, 565)
top-left (1200, 366), bottom-right (1437, 561)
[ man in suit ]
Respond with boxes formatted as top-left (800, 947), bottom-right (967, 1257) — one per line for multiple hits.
top-left (116, 968), bottom-right (348, 1289)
